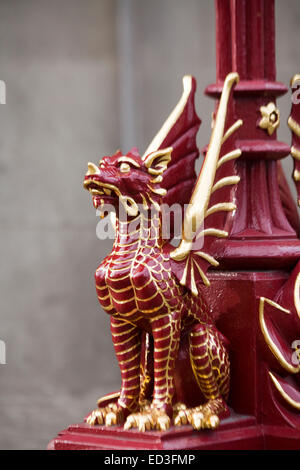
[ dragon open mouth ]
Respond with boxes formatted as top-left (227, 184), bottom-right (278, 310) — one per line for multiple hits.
top-left (83, 179), bottom-right (120, 196)
top-left (83, 162), bottom-right (140, 218)
top-left (83, 178), bottom-right (120, 214)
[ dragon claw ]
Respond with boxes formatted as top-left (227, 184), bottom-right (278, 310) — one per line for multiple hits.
top-left (123, 414), bottom-right (137, 431)
top-left (174, 400), bottom-right (223, 431)
top-left (86, 409), bottom-right (105, 426)
top-left (86, 413), bottom-right (95, 426)
top-left (124, 408), bottom-right (170, 431)
top-left (202, 414), bottom-right (219, 429)
top-left (85, 402), bottom-right (125, 427)
top-left (156, 413), bottom-right (170, 431)
top-left (105, 411), bottom-right (117, 426)
top-left (138, 415), bottom-right (152, 432)
top-left (174, 409), bottom-right (189, 426)
top-left (190, 411), bottom-right (204, 430)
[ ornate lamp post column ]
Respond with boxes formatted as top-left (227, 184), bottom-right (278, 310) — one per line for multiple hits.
top-left (206, 0), bottom-right (300, 269)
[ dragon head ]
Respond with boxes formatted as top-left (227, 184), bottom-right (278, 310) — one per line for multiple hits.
top-left (83, 75), bottom-right (201, 230)
top-left (83, 147), bottom-right (172, 218)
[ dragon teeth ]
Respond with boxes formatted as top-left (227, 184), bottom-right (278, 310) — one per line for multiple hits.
top-left (90, 188), bottom-right (103, 196)
top-left (99, 199), bottom-right (105, 218)
top-left (89, 186), bottom-right (113, 197)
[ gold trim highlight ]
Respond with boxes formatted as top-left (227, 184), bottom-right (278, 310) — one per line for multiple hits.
top-left (259, 102), bottom-right (280, 136)
top-left (211, 176), bottom-right (240, 194)
top-left (194, 251), bottom-right (219, 267)
top-left (217, 149), bottom-right (242, 169)
top-left (294, 170), bottom-right (300, 182)
top-left (171, 72), bottom-right (240, 263)
top-left (291, 74), bottom-right (300, 87)
top-left (142, 76), bottom-right (193, 159)
top-left (97, 391), bottom-right (120, 407)
top-left (288, 117), bottom-right (300, 139)
top-left (294, 272), bottom-right (300, 321)
top-left (144, 148), bottom-right (172, 174)
top-left (269, 372), bottom-right (300, 411)
top-left (205, 202), bottom-right (236, 218)
top-left (86, 162), bottom-right (100, 176)
top-left (117, 156), bottom-right (141, 168)
top-left (259, 297), bottom-right (299, 374)
top-left (291, 146), bottom-right (300, 161)
top-left (221, 119), bottom-right (243, 144)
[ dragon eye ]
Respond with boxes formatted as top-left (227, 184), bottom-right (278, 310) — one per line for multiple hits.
top-left (99, 161), bottom-right (105, 169)
top-left (119, 162), bottom-right (131, 173)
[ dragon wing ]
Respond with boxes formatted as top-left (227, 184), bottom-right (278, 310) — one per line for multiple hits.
top-left (142, 76), bottom-right (201, 234)
top-left (288, 74), bottom-right (300, 207)
top-left (170, 72), bottom-right (242, 295)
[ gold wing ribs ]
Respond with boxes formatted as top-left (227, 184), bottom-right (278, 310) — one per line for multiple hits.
top-left (170, 72), bottom-right (242, 295)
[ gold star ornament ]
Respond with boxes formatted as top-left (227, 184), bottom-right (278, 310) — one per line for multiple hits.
top-left (259, 102), bottom-right (280, 135)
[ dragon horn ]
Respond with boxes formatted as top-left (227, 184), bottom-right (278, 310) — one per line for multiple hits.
top-left (171, 72), bottom-right (240, 261)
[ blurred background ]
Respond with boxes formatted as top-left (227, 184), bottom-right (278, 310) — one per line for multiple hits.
top-left (0, 0), bottom-right (299, 449)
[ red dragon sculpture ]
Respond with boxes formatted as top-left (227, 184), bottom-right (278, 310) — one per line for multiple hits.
top-left (83, 72), bottom-right (243, 431)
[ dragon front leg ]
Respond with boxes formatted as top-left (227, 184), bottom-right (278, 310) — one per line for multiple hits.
top-left (125, 311), bottom-right (181, 431)
top-left (86, 316), bottom-right (141, 426)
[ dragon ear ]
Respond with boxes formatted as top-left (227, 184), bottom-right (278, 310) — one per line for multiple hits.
top-left (144, 147), bottom-right (172, 175)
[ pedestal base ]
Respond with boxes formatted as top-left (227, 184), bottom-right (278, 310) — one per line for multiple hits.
top-left (47, 412), bottom-right (258, 450)
top-left (47, 412), bottom-right (300, 450)
top-left (48, 270), bottom-right (300, 450)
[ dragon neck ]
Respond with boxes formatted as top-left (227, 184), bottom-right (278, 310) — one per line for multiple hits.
top-left (114, 209), bottom-right (163, 250)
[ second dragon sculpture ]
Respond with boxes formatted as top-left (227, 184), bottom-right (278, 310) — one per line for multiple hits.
top-left (83, 72), bottom-right (242, 431)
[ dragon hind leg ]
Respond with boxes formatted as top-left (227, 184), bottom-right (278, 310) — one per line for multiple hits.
top-left (175, 323), bottom-right (230, 430)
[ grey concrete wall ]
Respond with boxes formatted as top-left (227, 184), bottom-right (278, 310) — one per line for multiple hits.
top-left (0, 0), bottom-right (299, 449)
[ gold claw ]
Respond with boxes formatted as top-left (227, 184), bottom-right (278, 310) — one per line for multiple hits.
top-left (105, 411), bottom-right (117, 426)
top-left (86, 413), bottom-right (96, 426)
top-left (86, 402), bottom-right (124, 427)
top-left (174, 409), bottom-right (189, 426)
top-left (124, 415), bottom-right (136, 430)
top-left (174, 400), bottom-right (223, 431)
top-left (191, 411), bottom-right (204, 430)
top-left (138, 415), bottom-right (152, 432)
top-left (204, 414), bottom-right (220, 429)
top-left (157, 414), bottom-right (170, 431)
top-left (124, 409), bottom-right (170, 431)
top-left (86, 409), bottom-right (104, 426)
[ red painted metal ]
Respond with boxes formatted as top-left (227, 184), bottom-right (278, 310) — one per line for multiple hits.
top-left (289, 78), bottom-right (300, 205)
top-left (49, 0), bottom-right (300, 449)
top-left (207, 0), bottom-right (300, 269)
top-left (49, 269), bottom-right (299, 449)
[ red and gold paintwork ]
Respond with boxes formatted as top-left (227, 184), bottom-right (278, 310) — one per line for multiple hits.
top-left (82, 72), bottom-right (240, 432)
top-left (49, 0), bottom-right (300, 450)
